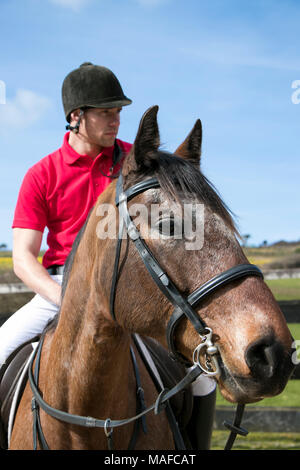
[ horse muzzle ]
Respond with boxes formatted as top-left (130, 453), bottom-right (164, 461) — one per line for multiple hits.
top-left (218, 338), bottom-right (295, 403)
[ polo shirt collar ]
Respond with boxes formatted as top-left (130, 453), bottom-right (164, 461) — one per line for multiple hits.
top-left (62, 132), bottom-right (114, 165)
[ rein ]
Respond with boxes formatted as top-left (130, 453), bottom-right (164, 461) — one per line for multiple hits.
top-left (28, 338), bottom-right (201, 450)
top-left (98, 141), bottom-right (124, 179)
top-left (28, 173), bottom-right (263, 450)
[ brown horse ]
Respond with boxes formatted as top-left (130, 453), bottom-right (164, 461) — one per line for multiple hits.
top-left (10, 106), bottom-right (294, 450)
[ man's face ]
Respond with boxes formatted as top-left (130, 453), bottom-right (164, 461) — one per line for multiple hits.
top-left (71, 107), bottom-right (122, 148)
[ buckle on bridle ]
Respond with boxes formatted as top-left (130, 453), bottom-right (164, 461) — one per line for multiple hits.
top-left (104, 418), bottom-right (114, 450)
top-left (193, 328), bottom-right (220, 377)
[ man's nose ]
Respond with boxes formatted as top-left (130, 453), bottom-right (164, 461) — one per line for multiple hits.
top-left (110, 113), bottom-right (120, 126)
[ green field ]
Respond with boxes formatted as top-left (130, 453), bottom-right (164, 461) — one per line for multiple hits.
top-left (211, 431), bottom-right (300, 450)
top-left (289, 323), bottom-right (300, 341)
top-left (266, 278), bottom-right (300, 301)
top-left (216, 378), bottom-right (300, 408)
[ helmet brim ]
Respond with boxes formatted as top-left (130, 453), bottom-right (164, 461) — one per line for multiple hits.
top-left (66, 97), bottom-right (132, 122)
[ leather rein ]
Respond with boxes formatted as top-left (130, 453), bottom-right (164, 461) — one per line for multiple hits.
top-left (28, 173), bottom-right (263, 450)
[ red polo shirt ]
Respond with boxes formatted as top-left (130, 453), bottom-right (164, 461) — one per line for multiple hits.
top-left (12, 132), bottom-right (132, 268)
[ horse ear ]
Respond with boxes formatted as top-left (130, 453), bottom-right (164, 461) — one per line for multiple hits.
top-left (174, 119), bottom-right (202, 166)
top-left (134, 105), bottom-right (160, 168)
top-left (123, 106), bottom-right (160, 175)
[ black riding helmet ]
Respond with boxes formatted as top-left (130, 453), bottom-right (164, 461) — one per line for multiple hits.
top-left (62, 62), bottom-right (132, 123)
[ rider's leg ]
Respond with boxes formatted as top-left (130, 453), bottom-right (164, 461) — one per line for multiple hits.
top-left (0, 275), bottom-right (62, 368)
top-left (0, 275), bottom-right (62, 449)
top-left (186, 374), bottom-right (216, 450)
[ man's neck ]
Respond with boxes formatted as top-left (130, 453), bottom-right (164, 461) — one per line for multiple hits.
top-left (68, 132), bottom-right (104, 159)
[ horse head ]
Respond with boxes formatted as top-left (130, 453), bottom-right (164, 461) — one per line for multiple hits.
top-left (106, 105), bottom-right (294, 404)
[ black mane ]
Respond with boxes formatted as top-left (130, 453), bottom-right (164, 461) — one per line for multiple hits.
top-left (149, 151), bottom-right (238, 236)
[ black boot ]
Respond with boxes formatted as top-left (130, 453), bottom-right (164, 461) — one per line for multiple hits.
top-left (0, 418), bottom-right (7, 449)
top-left (186, 388), bottom-right (216, 450)
top-left (0, 361), bottom-right (9, 449)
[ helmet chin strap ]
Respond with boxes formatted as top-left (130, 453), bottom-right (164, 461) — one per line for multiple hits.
top-left (65, 109), bottom-right (84, 133)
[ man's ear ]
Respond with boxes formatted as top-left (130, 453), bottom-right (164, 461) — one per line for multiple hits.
top-left (69, 108), bottom-right (82, 124)
top-left (122, 106), bottom-right (160, 176)
top-left (174, 119), bottom-right (202, 167)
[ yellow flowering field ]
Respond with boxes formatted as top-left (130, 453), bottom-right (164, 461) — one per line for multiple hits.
top-left (0, 256), bottom-right (43, 270)
top-left (0, 257), bottom-right (13, 270)
top-left (247, 257), bottom-right (275, 266)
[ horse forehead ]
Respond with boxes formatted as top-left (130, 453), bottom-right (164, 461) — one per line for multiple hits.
top-left (206, 211), bottom-right (236, 239)
top-left (140, 191), bottom-right (229, 225)
top-left (131, 189), bottom-right (236, 243)
top-left (140, 188), bottom-right (200, 209)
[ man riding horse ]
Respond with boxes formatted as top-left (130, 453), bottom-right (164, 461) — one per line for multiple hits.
top-left (0, 62), bottom-right (216, 450)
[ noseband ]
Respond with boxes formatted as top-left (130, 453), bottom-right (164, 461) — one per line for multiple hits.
top-left (111, 174), bottom-right (263, 375)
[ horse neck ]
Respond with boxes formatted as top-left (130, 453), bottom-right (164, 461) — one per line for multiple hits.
top-left (45, 297), bottom-right (134, 419)
top-left (44, 186), bottom-right (136, 418)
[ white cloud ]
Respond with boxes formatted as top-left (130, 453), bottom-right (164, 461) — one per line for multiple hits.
top-left (0, 89), bottom-right (52, 133)
top-left (49, 0), bottom-right (92, 12)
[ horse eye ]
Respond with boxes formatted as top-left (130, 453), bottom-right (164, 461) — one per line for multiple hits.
top-left (157, 218), bottom-right (176, 236)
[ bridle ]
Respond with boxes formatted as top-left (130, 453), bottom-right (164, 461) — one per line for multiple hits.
top-left (111, 174), bottom-right (263, 375)
top-left (28, 172), bottom-right (263, 451)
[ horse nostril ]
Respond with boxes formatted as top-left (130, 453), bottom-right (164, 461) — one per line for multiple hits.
top-left (245, 337), bottom-right (283, 379)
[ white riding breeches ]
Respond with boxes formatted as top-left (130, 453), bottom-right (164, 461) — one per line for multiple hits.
top-left (0, 274), bottom-right (62, 367)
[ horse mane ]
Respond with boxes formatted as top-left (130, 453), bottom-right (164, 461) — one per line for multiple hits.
top-left (61, 209), bottom-right (93, 300)
top-left (43, 210), bottom-right (92, 333)
top-left (148, 151), bottom-right (239, 237)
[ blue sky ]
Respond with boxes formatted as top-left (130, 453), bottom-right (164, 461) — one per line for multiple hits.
top-left (0, 0), bottom-right (299, 249)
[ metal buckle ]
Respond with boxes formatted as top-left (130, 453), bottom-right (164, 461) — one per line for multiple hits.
top-left (118, 192), bottom-right (127, 205)
top-left (104, 418), bottom-right (113, 437)
top-left (127, 222), bottom-right (140, 241)
top-left (193, 328), bottom-right (220, 377)
top-left (104, 418), bottom-right (114, 450)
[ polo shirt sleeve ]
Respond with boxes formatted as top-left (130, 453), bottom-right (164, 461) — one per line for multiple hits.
top-left (12, 167), bottom-right (48, 232)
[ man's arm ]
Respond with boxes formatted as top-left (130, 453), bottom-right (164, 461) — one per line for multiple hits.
top-left (13, 228), bottom-right (61, 306)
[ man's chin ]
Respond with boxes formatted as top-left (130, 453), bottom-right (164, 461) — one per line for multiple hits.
top-left (101, 134), bottom-right (117, 148)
